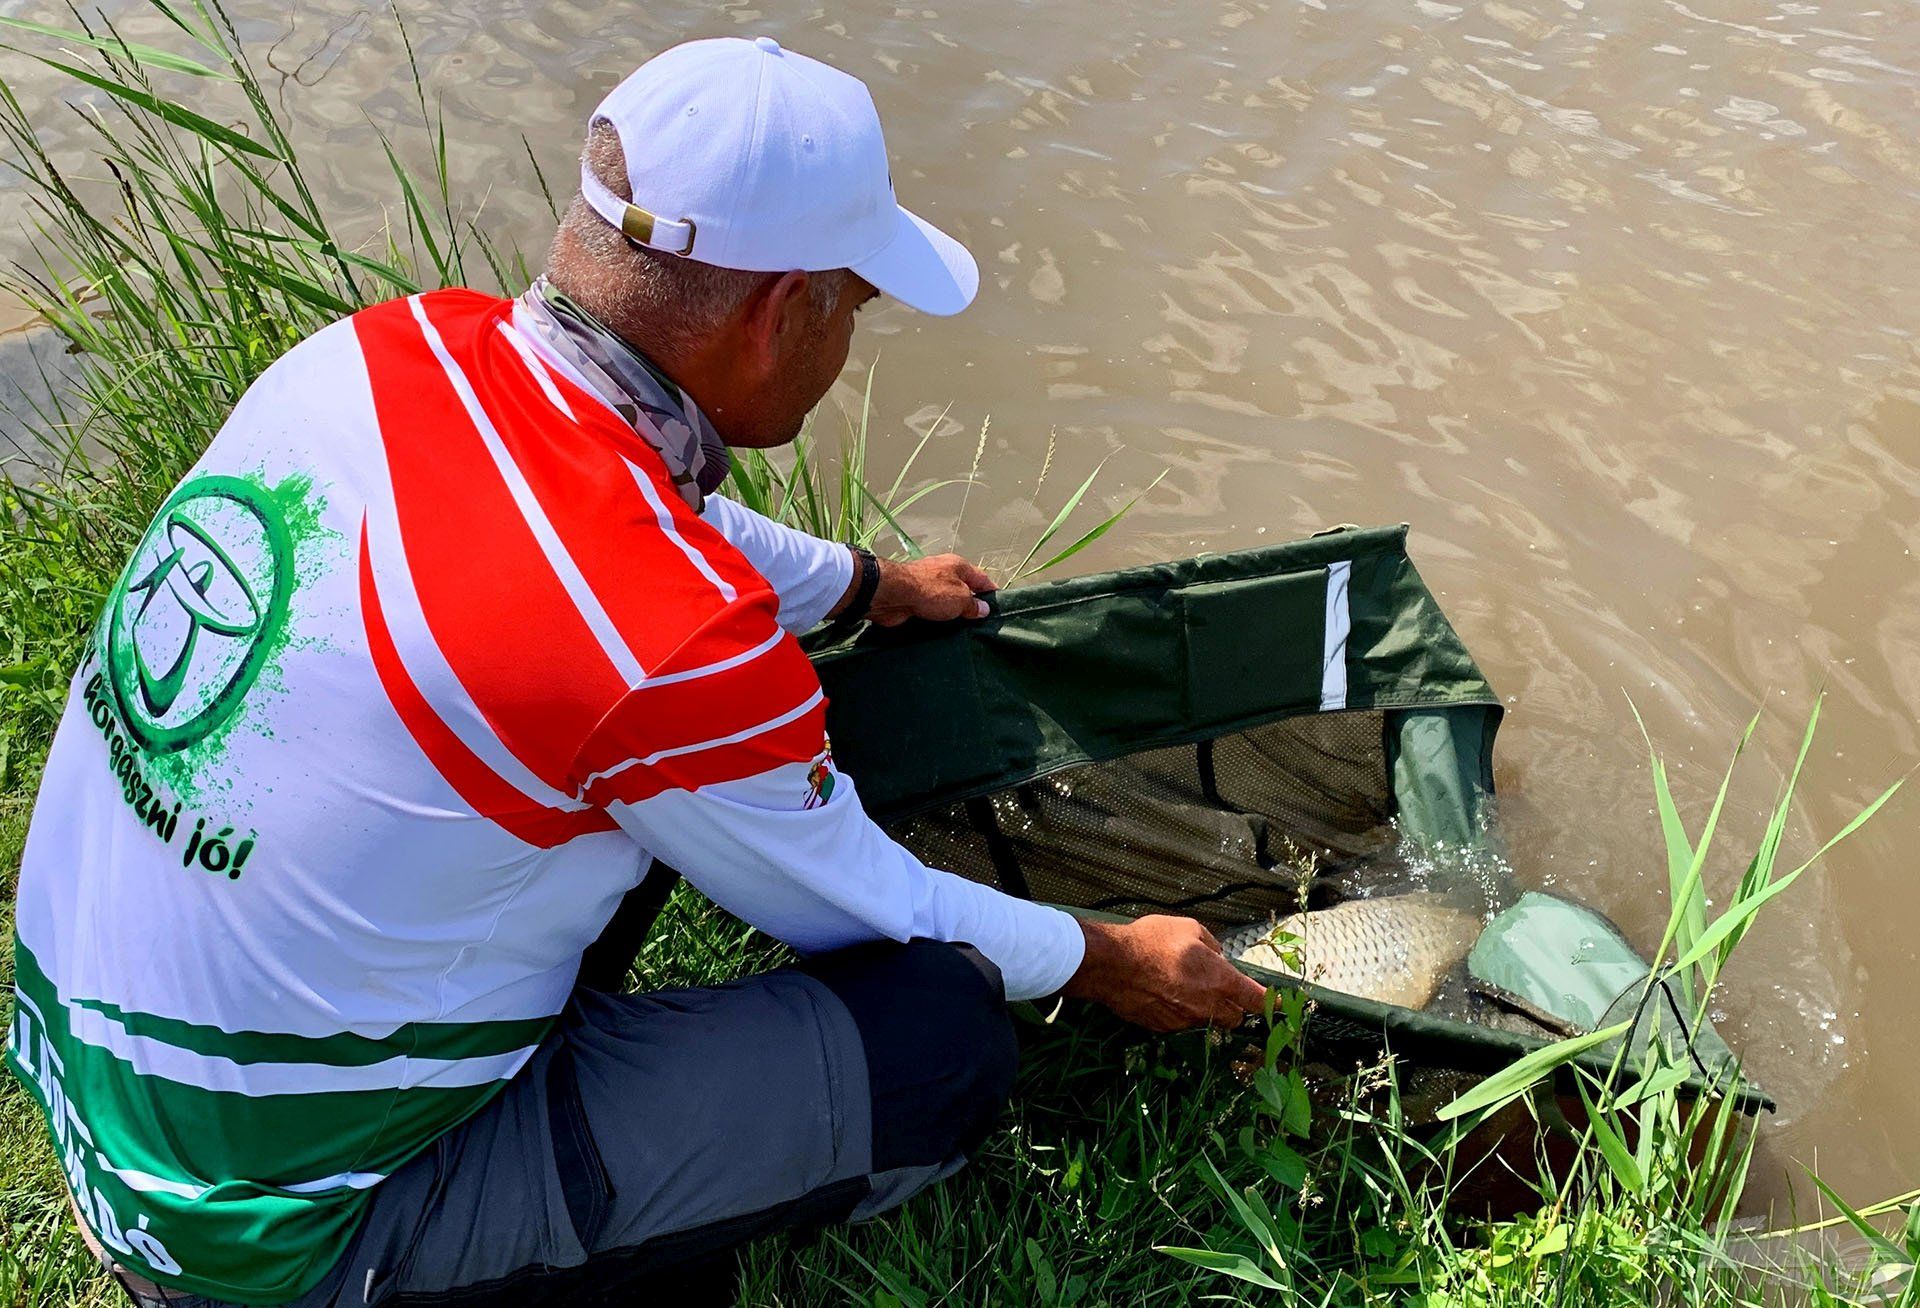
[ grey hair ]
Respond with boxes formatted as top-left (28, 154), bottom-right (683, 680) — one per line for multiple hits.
top-left (544, 122), bottom-right (849, 362)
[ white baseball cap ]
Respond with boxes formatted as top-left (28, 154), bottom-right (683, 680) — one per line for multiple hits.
top-left (580, 36), bottom-right (979, 316)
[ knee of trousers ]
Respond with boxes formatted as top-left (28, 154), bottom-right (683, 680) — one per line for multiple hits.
top-left (802, 938), bottom-right (1020, 1172)
top-left (894, 938), bottom-right (1021, 1112)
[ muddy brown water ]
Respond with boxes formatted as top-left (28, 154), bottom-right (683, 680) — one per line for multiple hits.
top-left (3, 0), bottom-right (1917, 1216)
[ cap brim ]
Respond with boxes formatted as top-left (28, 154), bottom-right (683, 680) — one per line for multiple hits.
top-left (850, 205), bottom-right (978, 316)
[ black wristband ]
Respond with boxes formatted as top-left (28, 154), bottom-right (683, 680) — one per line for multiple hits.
top-left (838, 546), bottom-right (882, 625)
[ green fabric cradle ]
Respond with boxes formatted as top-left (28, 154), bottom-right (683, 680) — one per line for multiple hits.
top-left (803, 524), bottom-right (1766, 1114)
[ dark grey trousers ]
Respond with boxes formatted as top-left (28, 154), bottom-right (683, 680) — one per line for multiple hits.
top-left (97, 938), bottom-right (1019, 1307)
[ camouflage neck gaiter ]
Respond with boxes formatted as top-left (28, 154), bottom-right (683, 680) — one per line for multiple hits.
top-left (516, 276), bottom-right (732, 510)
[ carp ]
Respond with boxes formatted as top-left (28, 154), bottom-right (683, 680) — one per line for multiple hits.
top-left (1219, 893), bottom-right (1482, 1011)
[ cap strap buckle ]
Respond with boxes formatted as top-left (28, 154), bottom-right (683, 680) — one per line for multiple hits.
top-left (581, 167), bottom-right (697, 257)
top-left (620, 203), bottom-right (697, 257)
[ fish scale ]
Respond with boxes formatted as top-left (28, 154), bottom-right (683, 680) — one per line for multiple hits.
top-left (1220, 893), bottom-right (1483, 1011)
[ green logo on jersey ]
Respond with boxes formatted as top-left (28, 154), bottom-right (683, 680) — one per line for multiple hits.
top-left (103, 475), bottom-right (293, 754)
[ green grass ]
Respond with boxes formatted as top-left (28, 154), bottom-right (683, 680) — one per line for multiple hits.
top-left (724, 380), bottom-right (1161, 584)
top-left (1, 5), bottom-right (1917, 1305)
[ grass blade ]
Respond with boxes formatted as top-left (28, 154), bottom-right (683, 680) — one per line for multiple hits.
top-left (19, 53), bottom-right (272, 158)
top-left (1670, 777), bottom-right (1902, 976)
top-left (1629, 697), bottom-right (1703, 976)
top-left (1019, 468), bottom-right (1168, 579)
top-left (1013, 462), bottom-right (1105, 579)
top-left (1577, 1082), bottom-right (1646, 1195)
top-left (1436, 1020), bottom-right (1634, 1122)
top-left (1154, 1247), bottom-right (1285, 1290)
top-left (0, 17), bottom-right (231, 77)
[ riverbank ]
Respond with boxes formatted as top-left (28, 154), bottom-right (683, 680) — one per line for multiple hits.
top-left (2, 5), bottom-right (1915, 1304)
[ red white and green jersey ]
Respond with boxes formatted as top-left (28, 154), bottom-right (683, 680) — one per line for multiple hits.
top-left (6, 289), bottom-right (1083, 1304)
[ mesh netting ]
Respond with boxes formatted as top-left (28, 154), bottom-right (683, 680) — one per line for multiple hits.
top-left (885, 711), bottom-right (1396, 929)
top-left (881, 707), bottom-right (1570, 1099)
top-left (822, 530), bottom-right (1765, 1115)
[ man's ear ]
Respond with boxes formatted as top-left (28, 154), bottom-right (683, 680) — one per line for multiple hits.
top-left (740, 270), bottom-right (813, 372)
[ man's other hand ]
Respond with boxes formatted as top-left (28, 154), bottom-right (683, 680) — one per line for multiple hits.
top-left (864, 553), bottom-right (997, 626)
top-left (1062, 915), bottom-right (1270, 1033)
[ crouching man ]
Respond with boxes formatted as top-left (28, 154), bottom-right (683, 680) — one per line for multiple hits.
top-left (8, 36), bottom-right (1265, 1306)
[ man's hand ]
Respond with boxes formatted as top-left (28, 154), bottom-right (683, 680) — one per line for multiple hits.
top-left (853, 552), bottom-right (997, 626)
top-left (1062, 915), bottom-right (1270, 1033)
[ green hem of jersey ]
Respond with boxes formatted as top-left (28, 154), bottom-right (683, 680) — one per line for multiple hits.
top-left (14, 936), bottom-right (551, 1068)
top-left (8, 931), bottom-right (554, 1304)
top-left (7, 1020), bottom-right (526, 1305)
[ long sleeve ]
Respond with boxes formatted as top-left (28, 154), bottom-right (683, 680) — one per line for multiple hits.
top-left (699, 494), bottom-right (854, 633)
top-left (571, 588), bottom-right (1086, 1001)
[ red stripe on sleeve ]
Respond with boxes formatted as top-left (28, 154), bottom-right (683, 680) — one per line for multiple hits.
top-left (359, 518), bottom-right (617, 848)
top-left (572, 630), bottom-right (819, 783)
top-left (354, 293), bottom-right (629, 795)
top-left (572, 588), bottom-right (828, 806)
top-left (579, 695), bottom-right (829, 809)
